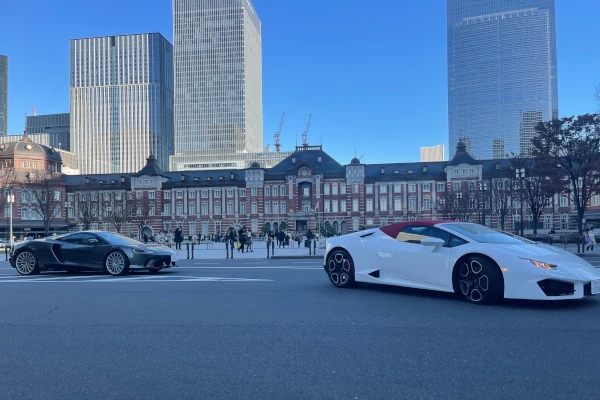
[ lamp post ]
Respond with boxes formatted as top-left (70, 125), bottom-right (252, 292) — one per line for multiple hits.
top-left (456, 192), bottom-right (463, 221)
top-left (479, 181), bottom-right (488, 226)
top-left (516, 168), bottom-right (526, 236)
top-left (7, 189), bottom-right (14, 248)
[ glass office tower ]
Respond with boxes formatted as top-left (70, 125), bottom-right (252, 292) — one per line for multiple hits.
top-left (172, 0), bottom-right (263, 162)
top-left (447, 0), bottom-right (558, 159)
top-left (70, 33), bottom-right (174, 174)
top-left (0, 55), bottom-right (7, 137)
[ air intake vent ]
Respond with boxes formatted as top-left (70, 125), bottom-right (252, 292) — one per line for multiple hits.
top-left (360, 232), bottom-right (375, 238)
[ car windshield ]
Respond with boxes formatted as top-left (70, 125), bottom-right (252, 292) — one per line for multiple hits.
top-left (96, 232), bottom-right (144, 246)
top-left (444, 223), bottom-right (527, 244)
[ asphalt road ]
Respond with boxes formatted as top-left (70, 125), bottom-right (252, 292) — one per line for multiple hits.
top-left (0, 258), bottom-right (599, 400)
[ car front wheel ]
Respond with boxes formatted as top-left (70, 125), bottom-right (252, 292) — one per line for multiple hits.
top-left (105, 251), bottom-right (129, 276)
top-left (326, 249), bottom-right (356, 288)
top-left (15, 251), bottom-right (40, 276)
top-left (456, 256), bottom-right (504, 305)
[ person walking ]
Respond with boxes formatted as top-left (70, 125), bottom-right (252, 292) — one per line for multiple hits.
top-left (586, 227), bottom-right (596, 252)
top-left (246, 231), bottom-right (253, 252)
top-left (174, 227), bottom-right (183, 250)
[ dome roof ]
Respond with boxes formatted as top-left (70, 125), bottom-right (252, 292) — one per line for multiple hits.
top-left (0, 133), bottom-right (62, 161)
top-left (350, 157), bottom-right (361, 164)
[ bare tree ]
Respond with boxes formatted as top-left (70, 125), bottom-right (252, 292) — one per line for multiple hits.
top-left (0, 166), bottom-right (16, 212)
top-left (440, 184), bottom-right (475, 222)
top-left (510, 155), bottom-right (560, 234)
top-left (106, 190), bottom-right (131, 234)
top-left (532, 114), bottom-right (600, 238)
top-left (130, 195), bottom-right (153, 236)
top-left (489, 176), bottom-right (514, 231)
top-left (25, 170), bottom-right (63, 236)
top-left (75, 191), bottom-right (100, 230)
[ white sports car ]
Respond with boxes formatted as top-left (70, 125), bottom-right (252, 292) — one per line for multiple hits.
top-left (323, 220), bottom-right (600, 304)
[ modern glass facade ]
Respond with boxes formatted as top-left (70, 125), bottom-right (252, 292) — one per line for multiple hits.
top-left (26, 113), bottom-right (70, 151)
top-left (70, 33), bottom-right (174, 174)
top-left (447, 0), bottom-right (558, 159)
top-left (173, 0), bottom-right (263, 160)
top-left (0, 55), bottom-right (7, 137)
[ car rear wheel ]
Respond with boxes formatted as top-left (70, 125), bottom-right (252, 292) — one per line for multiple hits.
top-left (105, 251), bottom-right (129, 276)
top-left (456, 256), bottom-right (503, 305)
top-left (326, 249), bottom-right (356, 288)
top-left (15, 251), bottom-right (40, 276)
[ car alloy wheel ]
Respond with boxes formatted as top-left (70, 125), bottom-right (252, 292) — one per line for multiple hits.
top-left (327, 249), bottom-right (355, 288)
top-left (15, 251), bottom-right (40, 276)
top-left (105, 251), bottom-right (129, 276)
top-left (457, 256), bottom-right (503, 304)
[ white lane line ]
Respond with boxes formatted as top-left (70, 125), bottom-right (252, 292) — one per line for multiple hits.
top-left (0, 277), bottom-right (274, 283)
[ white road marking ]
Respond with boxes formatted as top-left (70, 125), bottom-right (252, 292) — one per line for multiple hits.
top-left (0, 276), bottom-right (273, 283)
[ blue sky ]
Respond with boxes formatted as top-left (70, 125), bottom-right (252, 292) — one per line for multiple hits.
top-left (0, 0), bottom-right (599, 164)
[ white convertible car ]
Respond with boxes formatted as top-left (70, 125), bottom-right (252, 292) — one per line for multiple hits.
top-left (323, 220), bottom-right (600, 304)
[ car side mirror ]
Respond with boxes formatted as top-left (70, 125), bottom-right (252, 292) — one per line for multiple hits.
top-left (88, 239), bottom-right (99, 245)
top-left (420, 237), bottom-right (445, 248)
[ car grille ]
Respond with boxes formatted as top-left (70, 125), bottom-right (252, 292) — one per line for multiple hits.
top-left (537, 279), bottom-right (575, 297)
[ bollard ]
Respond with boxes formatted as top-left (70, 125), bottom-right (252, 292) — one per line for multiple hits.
top-left (271, 240), bottom-right (274, 256)
top-left (191, 242), bottom-right (194, 260)
top-left (313, 239), bottom-right (316, 255)
top-left (226, 241), bottom-right (230, 259)
top-left (186, 242), bottom-right (190, 259)
top-left (230, 241), bottom-right (235, 259)
top-left (4, 246), bottom-right (8, 261)
top-left (266, 239), bottom-right (270, 259)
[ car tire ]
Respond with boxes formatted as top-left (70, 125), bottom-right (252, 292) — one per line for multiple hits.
top-left (455, 255), bottom-right (504, 305)
top-left (104, 251), bottom-right (129, 276)
top-left (326, 249), bottom-right (356, 288)
top-left (14, 250), bottom-right (40, 276)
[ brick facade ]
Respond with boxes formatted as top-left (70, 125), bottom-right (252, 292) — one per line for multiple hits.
top-left (1, 141), bottom-right (599, 238)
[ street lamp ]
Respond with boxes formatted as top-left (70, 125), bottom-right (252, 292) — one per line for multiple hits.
top-left (7, 189), bottom-right (14, 248)
top-left (479, 181), bottom-right (488, 226)
top-left (515, 168), bottom-right (526, 236)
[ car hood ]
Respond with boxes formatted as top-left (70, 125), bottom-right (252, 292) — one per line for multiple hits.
top-left (491, 243), bottom-right (593, 269)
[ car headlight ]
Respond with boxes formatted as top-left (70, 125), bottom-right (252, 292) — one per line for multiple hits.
top-left (134, 248), bottom-right (154, 254)
top-left (520, 258), bottom-right (557, 270)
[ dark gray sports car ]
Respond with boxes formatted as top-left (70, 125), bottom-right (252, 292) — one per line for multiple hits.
top-left (9, 231), bottom-right (179, 276)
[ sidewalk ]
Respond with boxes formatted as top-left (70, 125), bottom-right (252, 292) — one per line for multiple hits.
top-left (169, 240), bottom-right (326, 260)
top-left (552, 243), bottom-right (600, 257)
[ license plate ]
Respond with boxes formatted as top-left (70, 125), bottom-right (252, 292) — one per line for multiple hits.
top-left (171, 255), bottom-right (178, 262)
top-left (592, 280), bottom-right (600, 295)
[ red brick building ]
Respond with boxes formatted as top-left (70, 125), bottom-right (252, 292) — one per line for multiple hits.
top-left (0, 140), bottom-right (597, 239)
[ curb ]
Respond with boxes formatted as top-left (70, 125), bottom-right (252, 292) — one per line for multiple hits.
top-left (269, 255), bottom-right (323, 260)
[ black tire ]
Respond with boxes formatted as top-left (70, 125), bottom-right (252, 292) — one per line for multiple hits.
top-left (104, 251), bottom-right (129, 276)
top-left (455, 255), bottom-right (504, 305)
top-left (14, 250), bottom-right (40, 276)
top-left (326, 249), bottom-right (356, 288)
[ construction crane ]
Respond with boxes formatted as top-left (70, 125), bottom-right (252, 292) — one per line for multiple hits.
top-left (302, 114), bottom-right (312, 147)
top-left (274, 112), bottom-right (285, 152)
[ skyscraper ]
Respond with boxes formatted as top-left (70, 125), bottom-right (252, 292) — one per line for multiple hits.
top-left (420, 144), bottom-right (445, 162)
top-left (172, 0), bottom-right (263, 164)
top-left (447, 0), bottom-right (558, 159)
top-left (0, 55), bottom-right (7, 137)
top-left (26, 113), bottom-right (71, 151)
top-left (70, 33), bottom-right (174, 174)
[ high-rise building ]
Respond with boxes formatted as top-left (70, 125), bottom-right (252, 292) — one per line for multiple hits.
top-left (26, 113), bottom-right (70, 150)
top-left (447, 0), bottom-right (558, 159)
top-left (172, 0), bottom-right (263, 165)
top-left (70, 33), bottom-right (174, 174)
top-left (0, 55), bottom-right (7, 137)
top-left (420, 144), bottom-right (445, 162)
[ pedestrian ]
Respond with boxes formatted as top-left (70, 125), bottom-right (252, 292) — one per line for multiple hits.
top-left (246, 231), bottom-right (253, 252)
top-left (586, 227), bottom-right (596, 252)
top-left (174, 227), bottom-right (183, 250)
